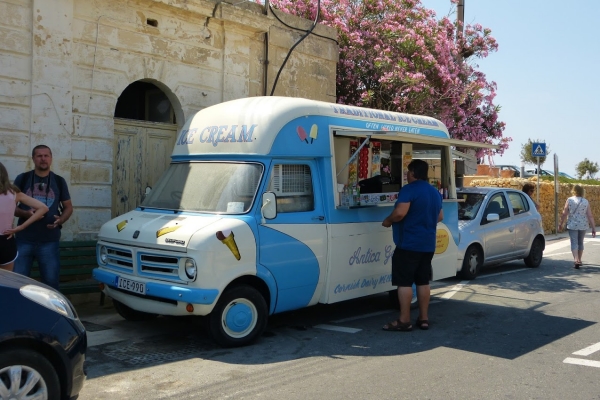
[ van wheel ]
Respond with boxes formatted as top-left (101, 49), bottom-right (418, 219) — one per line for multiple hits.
top-left (524, 237), bottom-right (544, 268)
top-left (461, 245), bottom-right (482, 279)
top-left (209, 285), bottom-right (267, 348)
top-left (0, 348), bottom-right (61, 400)
top-left (113, 299), bottom-right (158, 321)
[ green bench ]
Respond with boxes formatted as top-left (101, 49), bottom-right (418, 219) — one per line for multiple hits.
top-left (31, 240), bottom-right (103, 304)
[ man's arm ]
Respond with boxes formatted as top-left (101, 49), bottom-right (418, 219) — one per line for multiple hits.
top-left (438, 209), bottom-right (444, 223)
top-left (49, 199), bottom-right (73, 229)
top-left (14, 208), bottom-right (34, 219)
top-left (382, 202), bottom-right (410, 227)
top-left (59, 199), bottom-right (73, 225)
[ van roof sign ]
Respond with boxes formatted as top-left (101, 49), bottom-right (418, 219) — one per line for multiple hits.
top-left (335, 130), bottom-right (499, 149)
top-left (172, 97), bottom-right (498, 156)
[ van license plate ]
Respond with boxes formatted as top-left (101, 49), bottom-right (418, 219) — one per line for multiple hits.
top-left (115, 276), bottom-right (146, 295)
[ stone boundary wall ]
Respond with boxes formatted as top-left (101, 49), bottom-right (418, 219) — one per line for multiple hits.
top-left (0, 0), bottom-right (338, 240)
top-left (463, 176), bottom-right (600, 234)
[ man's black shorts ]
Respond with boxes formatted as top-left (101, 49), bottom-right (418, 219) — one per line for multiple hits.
top-left (391, 247), bottom-right (434, 287)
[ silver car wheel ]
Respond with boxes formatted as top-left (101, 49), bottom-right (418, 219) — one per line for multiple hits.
top-left (0, 364), bottom-right (48, 400)
top-left (0, 349), bottom-right (60, 400)
top-left (525, 237), bottom-right (544, 268)
top-left (461, 245), bottom-right (482, 280)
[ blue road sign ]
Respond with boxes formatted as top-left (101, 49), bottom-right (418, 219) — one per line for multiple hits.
top-left (532, 142), bottom-right (546, 157)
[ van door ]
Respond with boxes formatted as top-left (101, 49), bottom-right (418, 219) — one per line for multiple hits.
top-left (257, 160), bottom-right (328, 313)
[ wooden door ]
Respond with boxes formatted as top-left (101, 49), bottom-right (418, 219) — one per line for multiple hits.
top-left (113, 119), bottom-right (177, 218)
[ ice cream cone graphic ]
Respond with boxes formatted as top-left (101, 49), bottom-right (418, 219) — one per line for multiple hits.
top-left (216, 230), bottom-right (241, 261)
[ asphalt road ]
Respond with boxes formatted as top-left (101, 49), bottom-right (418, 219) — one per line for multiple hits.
top-left (77, 235), bottom-right (600, 400)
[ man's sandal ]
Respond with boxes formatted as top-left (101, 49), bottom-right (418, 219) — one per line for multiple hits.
top-left (415, 318), bottom-right (429, 330)
top-left (382, 319), bottom-right (413, 332)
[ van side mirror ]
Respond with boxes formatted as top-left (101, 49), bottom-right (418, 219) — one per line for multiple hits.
top-left (261, 192), bottom-right (277, 223)
top-left (141, 186), bottom-right (152, 203)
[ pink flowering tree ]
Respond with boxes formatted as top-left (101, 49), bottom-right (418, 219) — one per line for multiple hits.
top-left (262, 0), bottom-right (509, 155)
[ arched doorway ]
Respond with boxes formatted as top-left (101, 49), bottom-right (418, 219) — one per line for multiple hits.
top-left (113, 81), bottom-right (179, 217)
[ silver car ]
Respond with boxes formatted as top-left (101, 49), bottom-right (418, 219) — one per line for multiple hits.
top-left (457, 187), bottom-right (545, 279)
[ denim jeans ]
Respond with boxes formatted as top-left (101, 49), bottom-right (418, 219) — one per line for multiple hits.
top-left (14, 239), bottom-right (61, 290)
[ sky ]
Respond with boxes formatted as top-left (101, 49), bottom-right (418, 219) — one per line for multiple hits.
top-left (420, 0), bottom-right (600, 177)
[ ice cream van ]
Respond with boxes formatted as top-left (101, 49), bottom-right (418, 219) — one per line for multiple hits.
top-left (93, 96), bottom-right (497, 347)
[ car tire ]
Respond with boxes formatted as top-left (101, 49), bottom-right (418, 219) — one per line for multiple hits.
top-left (524, 237), bottom-right (544, 268)
top-left (0, 348), bottom-right (61, 400)
top-left (461, 245), bottom-right (482, 279)
top-left (113, 299), bottom-right (158, 321)
top-left (209, 285), bottom-right (268, 348)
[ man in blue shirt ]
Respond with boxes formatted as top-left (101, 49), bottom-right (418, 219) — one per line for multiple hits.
top-left (13, 145), bottom-right (73, 290)
top-left (382, 159), bottom-right (443, 331)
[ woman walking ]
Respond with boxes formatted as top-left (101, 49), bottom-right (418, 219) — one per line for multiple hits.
top-left (0, 161), bottom-right (49, 271)
top-left (559, 185), bottom-right (596, 269)
top-left (522, 182), bottom-right (539, 210)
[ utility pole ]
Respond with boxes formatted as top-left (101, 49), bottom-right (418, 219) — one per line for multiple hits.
top-left (457, 0), bottom-right (465, 63)
top-left (457, 0), bottom-right (465, 32)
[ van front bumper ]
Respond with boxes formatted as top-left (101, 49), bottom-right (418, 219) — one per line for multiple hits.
top-left (93, 268), bottom-right (219, 305)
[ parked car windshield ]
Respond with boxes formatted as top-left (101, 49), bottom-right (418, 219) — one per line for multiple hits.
top-left (141, 162), bottom-right (263, 213)
top-left (559, 172), bottom-right (575, 179)
top-left (457, 192), bottom-right (486, 220)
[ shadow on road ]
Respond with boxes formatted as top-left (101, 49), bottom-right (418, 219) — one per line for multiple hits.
top-left (83, 257), bottom-right (598, 379)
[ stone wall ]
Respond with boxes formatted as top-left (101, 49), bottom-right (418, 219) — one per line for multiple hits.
top-left (0, 0), bottom-right (338, 239)
top-left (464, 176), bottom-right (600, 234)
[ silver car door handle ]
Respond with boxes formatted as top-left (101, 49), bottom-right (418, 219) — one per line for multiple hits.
top-left (312, 216), bottom-right (325, 221)
top-left (509, 227), bottom-right (514, 232)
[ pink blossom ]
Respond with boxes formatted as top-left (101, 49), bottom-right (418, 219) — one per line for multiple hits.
top-left (262, 0), bottom-right (509, 156)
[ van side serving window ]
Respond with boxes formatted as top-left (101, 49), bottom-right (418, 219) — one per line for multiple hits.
top-left (267, 164), bottom-right (314, 213)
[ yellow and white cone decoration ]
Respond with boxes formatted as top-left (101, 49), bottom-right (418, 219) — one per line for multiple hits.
top-left (216, 230), bottom-right (241, 260)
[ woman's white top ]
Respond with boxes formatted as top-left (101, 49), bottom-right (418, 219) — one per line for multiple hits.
top-left (566, 196), bottom-right (590, 230)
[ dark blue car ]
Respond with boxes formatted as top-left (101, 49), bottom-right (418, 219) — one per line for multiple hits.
top-left (0, 270), bottom-right (87, 399)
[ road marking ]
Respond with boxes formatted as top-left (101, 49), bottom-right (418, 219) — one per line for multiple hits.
top-left (563, 358), bottom-right (600, 368)
top-left (440, 282), bottom-right (469, 299)
top-left (544, 240), bottom-right (572, 252)
top-left (545, 252), bottom-right (573, 257)
top-left (475, 269), bottom-right (528, 280)
top-left (332, 310), bottom-right (390, 324)
top-left (573, 342), bottom-right (600, 356)
top-left (314, 324), bottom-right (361, 333)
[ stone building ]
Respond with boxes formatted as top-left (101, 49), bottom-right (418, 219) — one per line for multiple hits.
top-left (0, 0), bottom-right (338, 240)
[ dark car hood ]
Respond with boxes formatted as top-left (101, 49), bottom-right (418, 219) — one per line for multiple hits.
top-left (0, 269), bottom-right (53, 290)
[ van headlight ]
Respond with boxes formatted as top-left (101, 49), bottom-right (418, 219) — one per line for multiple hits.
top-left (184, 258), bottom-right (197, 280)
top-left (99, 246), bottom-right (108, 265)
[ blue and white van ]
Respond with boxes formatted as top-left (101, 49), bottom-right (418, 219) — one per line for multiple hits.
top-left (93, 96), bottom-right (495, 347)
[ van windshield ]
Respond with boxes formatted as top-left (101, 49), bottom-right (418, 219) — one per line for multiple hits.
top-left (141, 162), bottom-right (263, 213)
